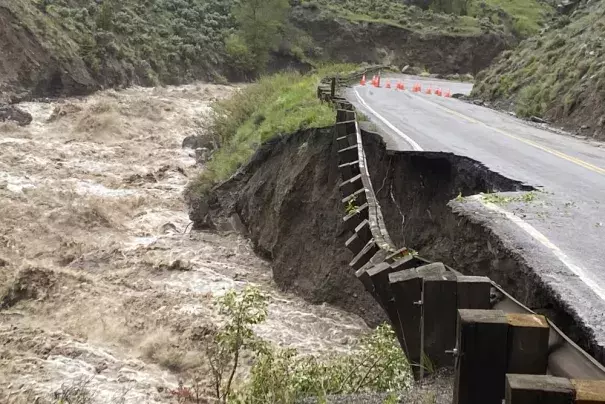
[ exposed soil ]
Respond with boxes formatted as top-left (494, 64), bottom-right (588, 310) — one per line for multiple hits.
top-left (201, 128), bottom-right (387, 327)
top-left (0, 85), bottom-right (370, 403)
top-left (290, 5), bottom-right (513, 75)
top-left (199, 121), bottom-right (604, 368)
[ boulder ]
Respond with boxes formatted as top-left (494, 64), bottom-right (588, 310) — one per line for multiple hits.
top-left (182, 134), bottom-right (215, 150)
top-left (0, 105), bottom-right (32, 126)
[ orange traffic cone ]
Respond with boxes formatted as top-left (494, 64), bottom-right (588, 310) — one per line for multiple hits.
top-left (385, 80), bottom-right (391, 89)
top-left (425, 86), bottom-right (432, 95)
top-left (360, 75), bottom-right (366, 86)
top-left (400, 82), bottom-right (406, 90)
top-left (444, 89), bottom-right (451, 98)
top-left (413, 83), bottom-right (421, 92)
top-left (376, 76), bottom-right (381, 88)
top-left (435, 88), bottom-right (442, 97)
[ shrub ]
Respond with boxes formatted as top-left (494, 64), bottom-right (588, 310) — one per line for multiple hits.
top-left (197, 287), bottom-right (412, 403)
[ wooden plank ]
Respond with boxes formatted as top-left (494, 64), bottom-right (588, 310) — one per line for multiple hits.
top-left (349, 240), bottom-right (379, 271)
top-left (338, 145), bottom-right (358, 164)
top-left (368, 262), bottom-right (405, 348)
top-left (506, 313), bottom-right (550, 375)
top-left (338, 160), bottom-right (360, 181)
top-left (572, 380), bottom-right (605, 404)
top-left (342, 188), bottom-right (367, 208)
top-left (389, 268), bottom-right (422, 371)
top-left (505, 374), bottom-right (574, 404)
top-left (454, 309), bottom-right (508, 404)
top-left (456, 275), bottom-right (491, 309)
top-left (342, 203), bottom-right (369, 232)
top-left (422, 272), bottom-right (457, 370)
top-left (339, 174), bottom-right (363, 199)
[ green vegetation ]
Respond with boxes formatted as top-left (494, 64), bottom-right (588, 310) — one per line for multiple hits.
top-left (481, 191), bottom-right (537, 205)
top-left (177, 286), bottom-right (412, 403)
top-left (345, 196), bottom-right (359, 215)
top-left (189, 64), bottom-right (356, 193)
top-left (308, 0), bottom-right (553, 37)
top-left (472, 0), bottom-right (605, 139)
top-left (230, 0), bottom-right (290, 76)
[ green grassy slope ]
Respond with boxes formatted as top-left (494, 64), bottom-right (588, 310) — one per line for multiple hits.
top-left (472, 0), bottom-right (605, 139)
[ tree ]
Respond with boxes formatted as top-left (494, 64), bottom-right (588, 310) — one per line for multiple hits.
top-left (232, 0), bottom-right (290, 74)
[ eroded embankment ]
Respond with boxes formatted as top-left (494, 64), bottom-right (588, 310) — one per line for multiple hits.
top-left (202, 128), bottom-right (386, 326)
top-left (361, 130), bottom-right (599, 359)
top-left (202, 121), bottom-right (602, 362)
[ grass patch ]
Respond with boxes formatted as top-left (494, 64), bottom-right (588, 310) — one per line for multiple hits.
top-left (481, 191), bottom-right (537, 205)
top-left (189, 64), bottom-right (357, 193)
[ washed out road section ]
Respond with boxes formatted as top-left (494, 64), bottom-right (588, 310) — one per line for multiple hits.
top-left (346, 74), bottom-right (605, 350)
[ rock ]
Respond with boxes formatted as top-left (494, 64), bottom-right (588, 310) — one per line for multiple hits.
top-left (580, 124), bottom-right (590, 130)
top-left (598, 116), bottom-right (605, 127)
top-left (0, 105), bottom-right (32, 126)
top-left (195, 147), bottom-right (212, 165)
top-left (472, 99), bottom-right (484, 106)
top-left (530, 116), bottom-right (548, 124)
top-left (158, 222), bottom-right (179, 234)
top-left (452, 93), bottom-right (466, 99)
top-left (401, 65), bottom-right (410, 73)
top-left (182, 134), bottom-right (215, 150)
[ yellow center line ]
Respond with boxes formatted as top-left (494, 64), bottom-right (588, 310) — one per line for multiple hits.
top-left (412, 94), bottom-right (605, 176)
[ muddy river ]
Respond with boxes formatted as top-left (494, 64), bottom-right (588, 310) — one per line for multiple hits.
top-left (0, 84), bottom-right (368, 403)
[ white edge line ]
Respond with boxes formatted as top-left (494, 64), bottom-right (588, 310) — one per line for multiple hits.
top-left (353, 87), bottom-right (423, 152)
top-left (471, 195), bottom-right (605, 301)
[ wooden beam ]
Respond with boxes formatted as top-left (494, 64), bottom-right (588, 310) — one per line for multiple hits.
top-left (456, 275), bottom-right (491, 309)
top-left (389, 268), bottom-right (423, 372)
top-left (506, 313), bottom-right (550, 375)
top-left (572, 379), bottom-right (605, 404)
top-left (454, 309), bottom-right (508, 404)
top-left (422, 272), bottom-right (457, 370)
top-left (505, 374), bottom-right (574, 404)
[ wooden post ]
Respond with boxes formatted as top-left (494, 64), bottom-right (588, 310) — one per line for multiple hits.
top-left (505, 374), bottom-right (574, 404)
top-left (506, 313), bottom-right (550, 374)
top-left (422, 272), bottom-right (457, 371)
top-left (571, 380), bottom-right (605, 403)
top-left (389, 262), bottom-right (446, 378)
top-left (367, 262), bottom-right (405, 348)
top-left (454, 309), bottom-right (508, 404)
top-left (389, 268), bottom-right (423, 372)
top-left (456, 275), bottom-right (492, 309)
top-left (330, 77), bottom-right (336, 98)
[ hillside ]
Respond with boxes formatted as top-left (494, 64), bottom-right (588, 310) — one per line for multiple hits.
top-left (0, 0), bottom-right (555, 102)
top-left (472, 0), bottom-right (605, 140)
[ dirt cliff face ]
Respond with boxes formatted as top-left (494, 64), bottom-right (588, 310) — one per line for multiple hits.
top-left (0, 5), bottom-right (97, 102)
top-left (201, 128), bottom-right (386, 326)
top-left (290, 5), bottom-right (513, 75)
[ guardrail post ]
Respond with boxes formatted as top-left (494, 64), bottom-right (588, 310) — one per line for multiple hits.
top-left (389, 268), bottom-right (423, 374)
top-left (505, 374), bottom-right (574, 404)
top-left (506, 313), bottom-right (550, 375)
top-left (330, 77), bottom-right (336, 98)
top-left (456, 275), bottom-right (492, 309)
top-left (454, 309), bottom-right (509, 404)
top-left (421, 272), bottom-right (457, 372)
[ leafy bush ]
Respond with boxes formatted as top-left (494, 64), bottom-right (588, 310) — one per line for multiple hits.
top-left (236, 324), bottom-right (412, 403)
top-left (196, 286), bottom-right (412, 403)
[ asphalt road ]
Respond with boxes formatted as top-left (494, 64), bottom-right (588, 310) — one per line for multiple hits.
top-left (346, 74), bottom-right (605, 350)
